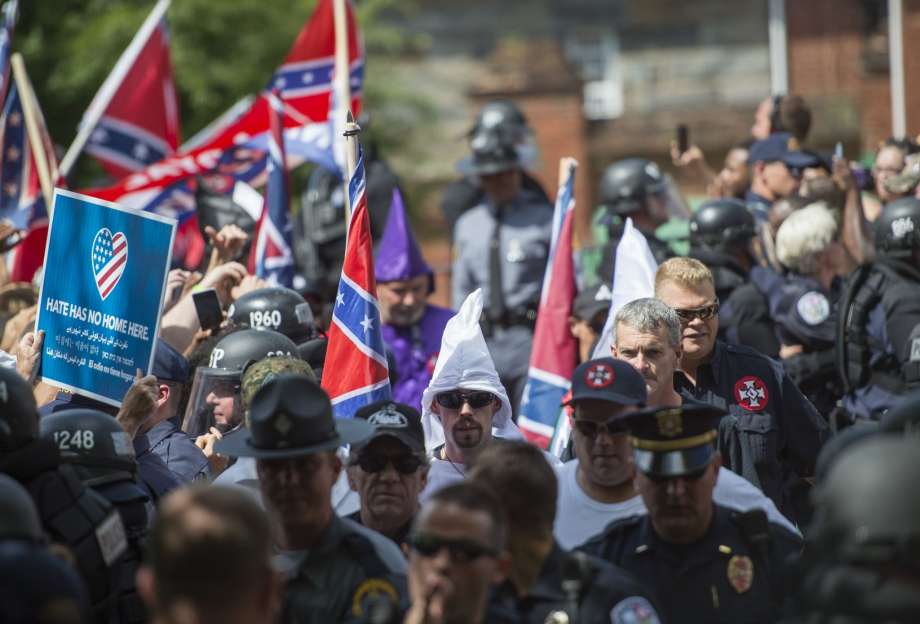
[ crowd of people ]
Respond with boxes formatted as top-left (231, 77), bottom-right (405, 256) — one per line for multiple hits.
top-left (1, 90), bottom-right (920, 624)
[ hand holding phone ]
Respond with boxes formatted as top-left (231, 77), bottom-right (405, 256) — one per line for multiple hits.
top-left (192, 288), bottom-right (223, 332)
top-left (677, 124), bottom-right (689, 155)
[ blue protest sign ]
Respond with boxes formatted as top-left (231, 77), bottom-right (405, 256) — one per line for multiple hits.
top-left (36, 189), bottom-right (176, 406)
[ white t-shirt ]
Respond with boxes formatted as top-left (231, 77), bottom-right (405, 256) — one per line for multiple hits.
top-left (553, 460), bottom-right (799, 549)
top-left (420, 447), bottom-right (562, 503)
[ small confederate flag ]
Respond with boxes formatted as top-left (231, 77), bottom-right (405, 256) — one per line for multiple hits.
top-left (518, 160), bottom-right (578, 449)
top-left (248, 91), bottom-right (294, 287)
top-left (321, 145), bottom-right (391, 418)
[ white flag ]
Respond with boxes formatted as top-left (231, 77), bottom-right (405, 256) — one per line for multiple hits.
top-left (591, 218), bottom-right (660, 359)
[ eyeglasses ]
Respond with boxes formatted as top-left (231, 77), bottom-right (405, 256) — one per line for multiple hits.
top-left (408, 533), bottom-right (498, 563)
top-left (435, 391), bottom-right (495, 410)
top-left (673, 301), bottom-right (720, 323)
top-left (352, 453), bottom-right (423, 475)
top-left (573, 419), bottom-right (629, 439)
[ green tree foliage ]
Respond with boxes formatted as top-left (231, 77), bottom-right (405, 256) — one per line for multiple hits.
top-left (15, 0), bottom-right (432, 187)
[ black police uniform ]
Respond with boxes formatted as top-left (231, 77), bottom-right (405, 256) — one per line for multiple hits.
top-left (132, 433), bottom-right (182, 502)
top-left (720, 265), bottom-right (783, 359)
top-left (41, 407), bottom-right (152, 624)
top-left (769, 274), bottom-right (842, 417)
top-left (0, 440), bottom-right (127, 623)
top-left (490, 541), bottom-right (662, 624)
top-left (673, 340), bottom-right (829, 524)
top-left (214, 374), bottom-right (409, 623)
top-left (581, 506), bottom-right (801, 624)
top-left (578, 403), bottom-right (802, 624)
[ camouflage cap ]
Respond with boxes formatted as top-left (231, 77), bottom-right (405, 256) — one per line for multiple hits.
top-left (241, 356), bottom-right (313, 426)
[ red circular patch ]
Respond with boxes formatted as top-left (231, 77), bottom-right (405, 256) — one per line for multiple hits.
top-left (585, 363), bottom-right (615, 389)
top-left (733, 376), bottom-right (769, 412)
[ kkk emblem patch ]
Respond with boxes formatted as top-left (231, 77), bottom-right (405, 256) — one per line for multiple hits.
top-left (734, 376), bottom-right (769, 412)
top-left (727, 555), bottom-right (754, 593)
top-left (655, 408), bottom-right (683, 438)
top-left (585, 362), bottom-right (615, 389)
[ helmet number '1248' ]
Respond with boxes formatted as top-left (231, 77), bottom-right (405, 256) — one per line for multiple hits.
top-left (250, 310), bottom-right (282, 329)
top-left (54, 430), bottom-right (95, 451)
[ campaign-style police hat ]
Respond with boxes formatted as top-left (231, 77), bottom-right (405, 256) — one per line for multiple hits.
top-left (352, 400), bottom-right (426, 454)
top-left (623, 402), bottom-right (725, 478)
top-left (215, 373), bottom-right (374, 459)
top-left (565, 357), bottom-right (647, 408)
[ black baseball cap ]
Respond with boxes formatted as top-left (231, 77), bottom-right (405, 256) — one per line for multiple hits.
top-left (352, 400), bottom-right (426, 454)
top-left (623, 402), bottom-right (726, 478)
top-left (566, 357), bottom-right (647, 407)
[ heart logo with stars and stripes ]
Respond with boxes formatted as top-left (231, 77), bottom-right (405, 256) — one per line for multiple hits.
top-left (91, 228), bottom-right (128, 301)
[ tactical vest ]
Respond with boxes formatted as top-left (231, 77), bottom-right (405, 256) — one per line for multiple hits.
top-left (837, 262), bottom-right (908, 394)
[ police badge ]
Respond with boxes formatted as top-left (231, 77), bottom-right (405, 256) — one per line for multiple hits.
top-left (727, 555), bottom-right (754, 593)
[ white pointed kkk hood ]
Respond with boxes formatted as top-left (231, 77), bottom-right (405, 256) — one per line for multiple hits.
top-left (421, 289), bottom-right (519, 451)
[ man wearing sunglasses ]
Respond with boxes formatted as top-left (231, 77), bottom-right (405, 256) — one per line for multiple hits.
top-left (556, 354), bottom-right (798, 550)
top-left (579, 403), bottom-right (802, 624)
top-left (745, 132), bottom-right (819, 224)
top-left (404, 482), bottom-right (515, 624)
top-left (215, 374), bottom-right (409, 623)
top-left (472, 440), bottom-right (662, 624)
top-left (655, 257), bottom-right (829, 526)
top-left (346, 401), bottom-right (429, 550)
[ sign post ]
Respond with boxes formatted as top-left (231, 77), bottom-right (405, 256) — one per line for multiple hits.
top-left (35, 189), bottom-right (176, 406)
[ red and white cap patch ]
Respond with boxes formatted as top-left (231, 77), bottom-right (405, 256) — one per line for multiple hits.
top-left (585, 362), bottom-right (615, 389)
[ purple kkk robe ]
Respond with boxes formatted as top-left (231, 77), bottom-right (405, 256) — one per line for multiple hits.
top-left (382, 305), bottom-right (454, 410)
top-left (376, 189), bottom-right (453, 409)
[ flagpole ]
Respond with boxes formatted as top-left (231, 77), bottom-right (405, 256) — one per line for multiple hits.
top-left (10, 53), bottom-right (53, 207)
top-left (58, 0), bottom-right (171, 180)
top-left (332, 0), bottom-right (354, 226)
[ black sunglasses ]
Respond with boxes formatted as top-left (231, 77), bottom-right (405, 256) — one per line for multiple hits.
top-left (435, 391), bottom-right (495, 410)
top-left (408, 533), bottom-right (498, 563)
top-left (673, 301), bottom-right (720, 323)
top-left (352, 453), bottom-right (423, 475)
top-left (573, 419), bottom-right (629, 439)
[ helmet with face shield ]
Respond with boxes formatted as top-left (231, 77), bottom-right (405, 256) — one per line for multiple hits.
top-left (181, 328), bottom-right (299, 437)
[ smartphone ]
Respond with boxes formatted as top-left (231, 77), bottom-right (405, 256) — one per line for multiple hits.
top-left (677, 124), bottom-right (689, 155)
top-left (834, 142), bottom-right (844, 160)
top-left (192, 289), bottom-right (223, 332)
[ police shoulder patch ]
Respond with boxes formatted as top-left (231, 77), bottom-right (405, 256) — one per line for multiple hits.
top-left (610, 596), bottom-right (660, 624)
top-left (350, 577), bottom-right (399, 617)
top-left (796, 291), bottom-right (830, 326)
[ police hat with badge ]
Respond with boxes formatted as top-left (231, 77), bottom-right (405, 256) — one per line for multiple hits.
top-left (566, 357), bottom-right (647, 408)
top-left (622, 402), bottom-right (726, 478)
top-left (215, 373), bottom-right (374, 459)
top-left (352, 400), bottom-right (426, 455)
top-left (228, 287), bottom-right (318, 344)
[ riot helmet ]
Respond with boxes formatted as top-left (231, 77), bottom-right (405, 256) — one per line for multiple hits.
top-left (875, 197), bottom-right (920, 258)
top-left (467, 100), bottom-right (539, 169)
top-left (228, 287), bottom-right (318, 344)
top-left (181, 328), bottom-right (299, 437)
top-left (0, 474), bottom-right (43, 542)
top-left (689, 199), bottom-right (756, 251)
top-left (598, 158), bottom-right (689, 225)
top-left (39, 409), bottom-right (136, 488)
top-left (0, 367), bottom-right (39, 453)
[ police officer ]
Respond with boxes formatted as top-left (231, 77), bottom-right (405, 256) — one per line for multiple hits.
top-left (138, 339), bottom-right (210, 484)
top-left (579, 403), bottom-right (802, 624)
top-left (0, 367), bottom-right (127, 623)
top-left (771, 204), bottom-right (847, 419)
top-left (838, 197), bottom-right (920, 421)
top-left (796, 436), bottom-right (920, 621)
top-left (587, 158), bottom-right (679, 287)
top-left (228, 286), bottom-right (320, 344)
top-left (181, 327), bottom-right (299, 438)
top-left (655, 257), bottom-right (829, 525)
top-left (441, 100), bottom-right (549, 237)
top-left (451, 130), bottom-right (553, 414)
top-left (215, 373), bottom-right (408, 623)
top-left (41, 409), bottom-right (150, 624)
top-left (688, 199), bottom-right (782, 358)
top-left (470, 439), bottom-right (663, 624)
